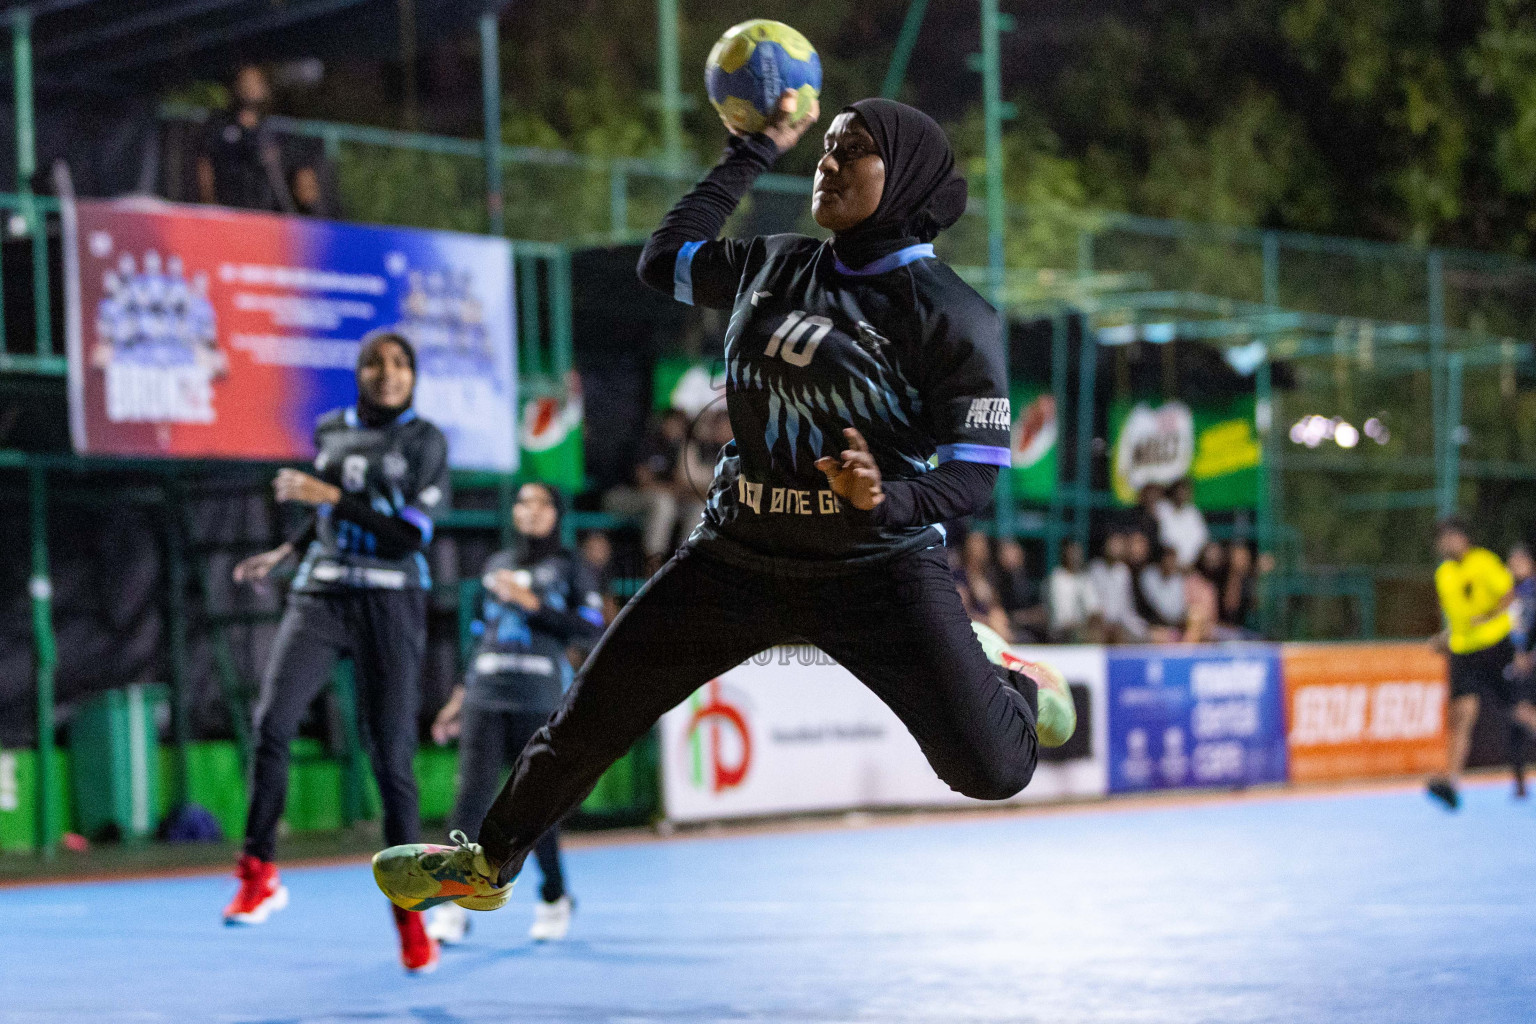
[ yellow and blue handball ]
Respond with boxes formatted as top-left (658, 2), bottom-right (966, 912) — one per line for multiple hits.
top-left (706, 19), bottom-right (822, 134)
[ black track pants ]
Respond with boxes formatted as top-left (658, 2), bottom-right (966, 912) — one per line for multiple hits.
top-left (449, 704), bottom-right (567, 903)
top-left (243, 589), bottom-right (426, 862)
top-left (478, 543), bottom-right (1038, 883)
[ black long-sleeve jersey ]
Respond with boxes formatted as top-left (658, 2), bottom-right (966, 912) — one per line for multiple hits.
top-left (638, 138), bottom-right (1010, 574)
top-left (291, 407), bottom-right (451, 593)
top-left (465, 546), bottom-right (606, 713)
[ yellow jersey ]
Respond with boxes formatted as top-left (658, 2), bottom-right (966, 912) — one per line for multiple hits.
top-left (1434, 547), bottom-right (1513, 654)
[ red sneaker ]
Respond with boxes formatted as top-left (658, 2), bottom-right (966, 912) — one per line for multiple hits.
top-left (393, 904), bottom-right (440, 974)
top-left (223, 854), bottom-right (289, 925)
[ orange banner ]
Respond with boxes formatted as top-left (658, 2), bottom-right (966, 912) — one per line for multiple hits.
top-left (1282, 643), bottom-right (1448, 783)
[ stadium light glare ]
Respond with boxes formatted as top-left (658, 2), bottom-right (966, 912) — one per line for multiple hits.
top-left (1334, 421), bottom-right (1359, 448)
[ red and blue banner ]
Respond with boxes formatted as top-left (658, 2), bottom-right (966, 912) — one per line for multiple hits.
top-left (63, 197), bottom-right (517, 470)
top-left (1107, 645), bottom-right (1287, 793)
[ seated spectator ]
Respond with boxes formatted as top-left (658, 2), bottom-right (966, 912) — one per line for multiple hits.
top-left (578, 529), bottom-right (619, 624)
top-left (995, 539), bottom-right (1048, 642)
top-left (674, 407), bottom-right (731, 542)
top-left (1124, 529), bottom-right (1160, 631)
top-left (602, 408), bottom-right (689, 572)
top-left (1089, 530), bottom-right (1148, 643)
top-left (1184, 541), bottom-right (1226, 643)
top-left (958, 532), bottom-right (1014, 641)
top-left (1138, 544), bottom-right (1187, 641)
top-left (197, 64), bottom-right (311, 213)
top-left (1048, 540), bottom-right (1103, 643)
top-left (1154, 478), bottom-right (1209, 568)
top-left (1220, 542), bottom-right (1258, 632)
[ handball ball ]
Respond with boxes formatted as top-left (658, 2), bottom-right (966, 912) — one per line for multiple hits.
top-left (706, 20), bottom-right (822, 135)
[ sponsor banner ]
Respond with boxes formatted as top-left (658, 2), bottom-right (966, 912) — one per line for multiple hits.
top-left (659, 644), bottom-right (1108, 823)
top-left (1010, 385), bottom-right (1057, 502)
top-left (520, 373), bottom-right (584, 491)
top-left (1282, 643), bottom-right (1448, 782)
top-left (63, 197), bottom-right (517, 469)
top-left (1109, 395), bottom-right (1261, 509)
top-left (1107, 645), bottom-right (1287, 793)
top-left (653, 355), bottom-right (724, 417)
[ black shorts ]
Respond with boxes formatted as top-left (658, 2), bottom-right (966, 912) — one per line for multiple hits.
top-left (1449, 638), bottom-right (1518, 705)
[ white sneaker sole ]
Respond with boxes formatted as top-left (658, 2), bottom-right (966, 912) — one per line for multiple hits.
top-left (224, 884), bottom-right (289, 926)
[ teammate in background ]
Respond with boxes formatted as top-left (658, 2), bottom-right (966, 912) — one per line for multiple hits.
top-left (1503, 543), bottom-right (1535, 797)
top-left (1426, 520), bottom-right (1536, 810)
top-left (225, 330), bottom-right (450, 972)
top-left (425, 482), bottom-right (604, 945)
top-left (372, 94), bottom-right (1076, 914)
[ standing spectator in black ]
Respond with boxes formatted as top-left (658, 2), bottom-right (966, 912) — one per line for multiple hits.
top-left (995, 539), bottom-right (1048, 642)
top-left (1131, 484), bottom-right (1165, 553)
top-left (197, 64), bottom-right (317, 214)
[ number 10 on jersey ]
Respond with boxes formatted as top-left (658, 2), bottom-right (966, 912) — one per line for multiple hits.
top-left (764, 311), bottom-right (832, 367)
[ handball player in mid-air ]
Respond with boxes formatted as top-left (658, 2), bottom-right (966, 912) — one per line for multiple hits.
top-left (373, 91), bottom-right (1076, 914)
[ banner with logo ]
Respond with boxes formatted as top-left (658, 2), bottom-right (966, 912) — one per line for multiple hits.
top-left (1109, 395), bottom-right (1261, 509)
top-left (1010, 385), bottom-right (1058, 502)
top-left (1282, 643), bottom-right (1448, 783)
top-left (653, 355), bottom-right (725, 417)
top-left (1107, 645), bottom-right (1287, 794)
top-left (658, 645), bottom-right (1109, 823)
top-left (63, 197), bottom-right (517, 470)
top-left (519, 373), bottom-right (584, 491)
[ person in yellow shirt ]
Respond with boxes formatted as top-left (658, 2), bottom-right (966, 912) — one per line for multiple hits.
top-left (1427, 519), bottom-right (1536, 809)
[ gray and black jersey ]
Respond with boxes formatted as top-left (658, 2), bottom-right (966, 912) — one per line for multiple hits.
top-left (292, 407), bottom-right (451, 593)
top-left (464, 546), bottom-right (605, 714)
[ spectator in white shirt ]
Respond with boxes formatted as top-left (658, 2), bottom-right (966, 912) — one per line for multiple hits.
top-left (1049, 540), bottom-right (1103, 642)
top-left (1154, 478), bottom-right (1209, 568)
top-left (1138, 543), bottom-right (1188, 639)
top-left (1088, 530), bottom-right (1148, 643)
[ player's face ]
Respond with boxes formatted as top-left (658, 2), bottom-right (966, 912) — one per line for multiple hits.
top-left (1436, 529), bottom-right (1469, 561)
top-left (813, 113), bottom-right (885, 234)
top-left (513, 484), bottom-right (558, 539)
top-left (357, 340), bottom-right (414, 409)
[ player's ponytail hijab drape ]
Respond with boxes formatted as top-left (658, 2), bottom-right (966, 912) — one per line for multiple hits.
top-left (833, 98), bottom-right (969, 268)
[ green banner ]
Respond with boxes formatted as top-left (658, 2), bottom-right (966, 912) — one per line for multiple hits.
top-left (1109, 395), bottom-right (1260, 510)
top-left (1010, 385), bottom-right (1058, 502)
top-left (519, 374), bottom-right (584, 491)
top-left (653, 356), bottom-right (723, 416)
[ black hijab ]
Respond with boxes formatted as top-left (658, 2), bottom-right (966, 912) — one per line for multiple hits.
top-left (832, 98), bottom-right (969, 270)
top-left (517, 482), bottom-right (566, 565)
top-left (355, 329), bottom-right (416, 428)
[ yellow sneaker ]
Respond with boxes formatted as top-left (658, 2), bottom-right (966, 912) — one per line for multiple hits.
top-left (372, 830), bottom-right (513, 913)
top-left (971, 622), bottom-right (1078, 748)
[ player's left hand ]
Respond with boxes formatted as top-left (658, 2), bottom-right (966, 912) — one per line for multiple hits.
top-left (273, 468), bottom-right (342, 506)
top-left (816, 427), bottom-right (885, 511)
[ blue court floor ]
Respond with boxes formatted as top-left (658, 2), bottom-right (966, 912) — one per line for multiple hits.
top-left (4, 783), bottom-right (1534, 1024)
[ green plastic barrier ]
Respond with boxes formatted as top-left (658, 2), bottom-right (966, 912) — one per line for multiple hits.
top-left (69, 685), bottom-right (165, 842)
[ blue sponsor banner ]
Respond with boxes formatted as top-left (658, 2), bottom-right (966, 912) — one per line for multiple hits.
top-left (1107, 645), bottom-right (1287, 793)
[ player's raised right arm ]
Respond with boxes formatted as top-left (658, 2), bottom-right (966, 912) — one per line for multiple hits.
top-left (636, 90), bottom-right (818, 309)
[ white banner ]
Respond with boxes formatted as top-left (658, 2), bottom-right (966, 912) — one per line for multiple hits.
top-left (659, 645), bottom-right (1108, 823)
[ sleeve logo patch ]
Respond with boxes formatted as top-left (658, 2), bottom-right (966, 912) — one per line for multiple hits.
top-left (963, 397), bottom-right (1011, 431)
